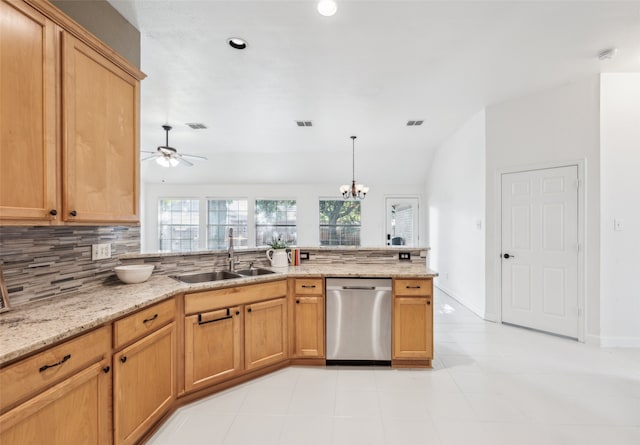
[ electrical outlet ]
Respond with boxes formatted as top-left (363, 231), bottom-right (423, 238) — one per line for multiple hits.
top-left (399, 252), bottom-right (411, 261)
top-left (92, 243), bottom-right (111, 260)
top-left (299, 252), bottom-right (310, 260)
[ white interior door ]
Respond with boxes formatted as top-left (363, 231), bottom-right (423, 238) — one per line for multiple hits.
top-left (385, 198), bottom-right (419, 247)
top-left (501, 166), bottom-right (579, 338)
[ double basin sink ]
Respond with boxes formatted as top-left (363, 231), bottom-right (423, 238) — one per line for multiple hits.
top-left (172, 268), bottom-right (276, 284)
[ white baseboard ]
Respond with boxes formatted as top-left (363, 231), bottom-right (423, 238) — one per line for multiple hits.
top-left (585, 334), bottom-right (601, 346)
top-left (435, 283), bottom-right (486, 320)
top-left (598, 335), bottom-right (640, 348)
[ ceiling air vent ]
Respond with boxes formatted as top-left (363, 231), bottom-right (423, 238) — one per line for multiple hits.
top-left (296, 121), bottom-right (313, 127)
top-left (186, 123), bottom-right (207, 129)
top-left (406, 120), bottom-right (424, 126)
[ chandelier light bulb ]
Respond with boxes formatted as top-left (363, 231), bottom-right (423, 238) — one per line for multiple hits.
top-left (317, 0), bottom-right (338, 17)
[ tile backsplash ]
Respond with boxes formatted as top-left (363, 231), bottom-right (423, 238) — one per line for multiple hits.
top-left (0, 226), bottom-right (140, 306)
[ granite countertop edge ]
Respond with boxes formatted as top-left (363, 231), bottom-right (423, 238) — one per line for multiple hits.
top-left (0, 264), bottom-right (437, 366)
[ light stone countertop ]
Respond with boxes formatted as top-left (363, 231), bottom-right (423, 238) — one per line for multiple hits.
top-left (0, 263), bottom-right (437, 366)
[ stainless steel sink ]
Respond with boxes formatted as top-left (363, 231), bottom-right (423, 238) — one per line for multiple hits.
top-left (171, 270), bottom-right (243, 283)
top-left (235, 268), bottom-right (277, 276)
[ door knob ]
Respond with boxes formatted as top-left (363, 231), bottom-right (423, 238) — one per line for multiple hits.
top-left (503, 253), bottom-right (514, 259)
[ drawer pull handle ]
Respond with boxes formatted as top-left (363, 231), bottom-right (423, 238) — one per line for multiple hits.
top-left (301, 285), bottom-right (316, 288)
top-left (198, 309), bottom-right (232, 325)
top-left (342, 286), bottom-right (375, 290)
top-left (143, 313), bottom-right (158, 324)
top-left (39, 354), bottom-right (71, 372)
top-left (406, 285), bottom-right (421, 289)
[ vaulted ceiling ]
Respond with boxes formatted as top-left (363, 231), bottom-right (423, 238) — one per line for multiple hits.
top-left (108, 0), bottom-right (640, 185)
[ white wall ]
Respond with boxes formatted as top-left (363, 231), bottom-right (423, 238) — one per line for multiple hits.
top-left (599, 73), bottom-right (640, 347)
top-left (485, 76), bottom-right (601, 341)
top-left (141, 182), bottom-right (424, 252)
top-left (426, 110), bottom-right (486, 317)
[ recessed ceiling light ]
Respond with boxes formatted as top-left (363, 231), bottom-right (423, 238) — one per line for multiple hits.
top-left (228, 37), bottom-right (248, 50)
top-left (317, 0), bottom-right (337, 17)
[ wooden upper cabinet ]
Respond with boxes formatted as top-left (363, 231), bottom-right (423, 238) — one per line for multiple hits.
top-left (0, 0), bottom-right (57, 222)
top-left (62, 33), bottom-right (139, 223)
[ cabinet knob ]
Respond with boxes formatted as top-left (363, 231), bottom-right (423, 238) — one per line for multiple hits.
top-left (296, 299), bottom-right (300, 304)
top-left (235, 311), bottom-right (240, 315)
top-left (49, 209), bottom-right (57, 216)
top-left (120, 356), bottom-right (127, 363)
top-left (427, 300), bottom-right (431, 305)
top-left (103, 366), bottom-right (111, 373)
top-left (247, 307), bottom-right (252, 313)
top-left (69, 210), bottom-right (77, 217)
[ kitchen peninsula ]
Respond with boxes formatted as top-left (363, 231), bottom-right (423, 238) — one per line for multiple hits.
top-left (0, 248), bottom-right (436, 444)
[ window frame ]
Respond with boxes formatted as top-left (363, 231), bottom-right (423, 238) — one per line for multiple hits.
top-left (318, 198), bottom-right (361, 246)
top-left (157, 197), bottom-right (201, 252)
top-left (254, 198), bottom-right (298, 246)
top-left (205, 197), bottom-right (249, 250)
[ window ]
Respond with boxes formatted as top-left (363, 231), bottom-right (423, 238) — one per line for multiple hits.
top-left (158, 199), bottom-right (199, 252)
top-left (255, 200), bottom-right (297, 246)
top-left (207, 199), bottom-right (248, 249)
top-left (319, 200), bottom-right (361, 246)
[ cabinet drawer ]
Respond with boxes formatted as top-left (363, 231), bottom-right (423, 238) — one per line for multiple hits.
top-left (295, 278), bottom-right (323, 295)
top-left (114, 298), bottom-right (175, 349)
top-left (394, 279), bottom-right (432, 297)
top-left (185, 280), bottom-right (287, 315)
top-left (0, 325), bottom-right (110, 413)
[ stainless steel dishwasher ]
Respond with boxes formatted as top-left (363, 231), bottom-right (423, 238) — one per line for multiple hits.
top-left (326, 277), bottom-right (392, 365)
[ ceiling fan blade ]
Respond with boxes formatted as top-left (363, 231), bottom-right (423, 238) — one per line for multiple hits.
top-left (141, 150), bottom-right (156, 154)
top-left (175, 154), bottom-right (194, 166)
top-left (180, 154), bottom-right (208, 160)
top-left (141, 154), bottom-right (159, 161)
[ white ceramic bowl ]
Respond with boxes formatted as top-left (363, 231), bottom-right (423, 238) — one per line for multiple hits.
top-left (114, 265), bottom-right (154, 284)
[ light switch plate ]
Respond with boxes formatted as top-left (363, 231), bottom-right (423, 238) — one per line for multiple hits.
top-left (92, 243), bottom-right (111, 260)
top-left (614, 219), bottom-right (624, 231)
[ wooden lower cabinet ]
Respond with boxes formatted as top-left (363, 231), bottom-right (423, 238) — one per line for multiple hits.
top-left (0, 359), bottom-right (111, 444)
top-left (245, 297), bottom-right (288, 370)
top-left (392, 296), bottom-right (433, 360)
top-left (293, 295), bottom-right (325, 358)
top-left (114, 322), bottom-right (176, 445)
top-left (184, 306), bottom-right (243, 391)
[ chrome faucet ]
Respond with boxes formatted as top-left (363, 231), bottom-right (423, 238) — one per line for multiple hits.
top-left (228, 228), bottom-right (239, 272)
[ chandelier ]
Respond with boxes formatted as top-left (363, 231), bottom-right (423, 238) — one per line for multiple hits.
top-left (340, 136), bottom-right (369, 200)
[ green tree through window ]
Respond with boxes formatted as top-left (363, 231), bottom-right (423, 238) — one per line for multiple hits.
top-left (319, 200), bottom-right (361, 246)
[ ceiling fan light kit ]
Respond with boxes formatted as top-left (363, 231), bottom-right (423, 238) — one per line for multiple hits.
top-left (141, 125), bottom-right (208, 168)
top-left (340, 135), bottom-right (369, 200)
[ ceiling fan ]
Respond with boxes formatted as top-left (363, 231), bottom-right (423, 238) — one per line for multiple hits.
top-left (141, 125), bottom-right (208, 167)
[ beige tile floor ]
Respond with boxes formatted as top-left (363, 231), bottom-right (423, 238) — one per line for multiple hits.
top-left (148, 288), bottom-right (640, 444)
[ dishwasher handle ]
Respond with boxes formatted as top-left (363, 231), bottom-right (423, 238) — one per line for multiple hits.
top-left (341, 286), bottom-right (377, 290)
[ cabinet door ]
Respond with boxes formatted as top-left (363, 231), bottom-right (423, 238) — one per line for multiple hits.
top-left (0, 360), bottom-right (111, 444)
top-left (245, 297), bottom-right (288, 371)
top-left (185, 306), bottom-right (242, 391)
top-left (294, 296), bottom-right (325, 358)
top-left (392, 297), bottom-right (433, 359)
top-left (114, 322), bottom-right (176, 445)
top-left (0, 0), bottom-right (57, 222)
top-left (62, 32), bottom-right (139, 223)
